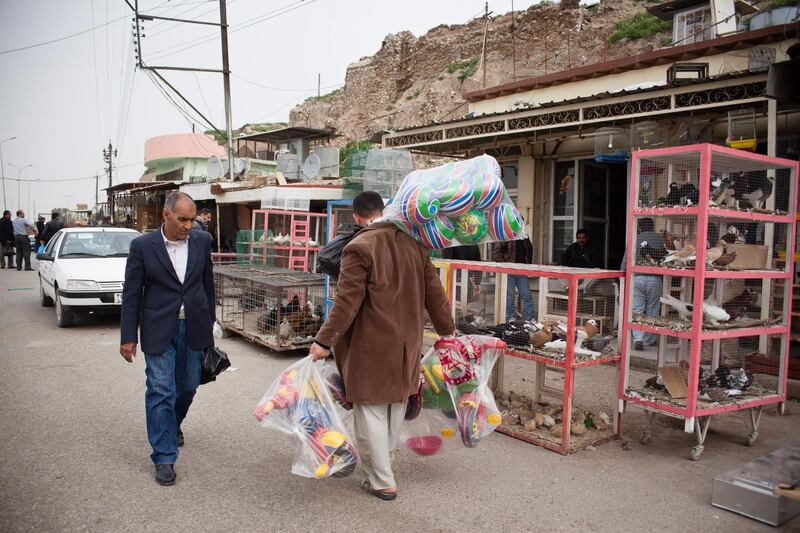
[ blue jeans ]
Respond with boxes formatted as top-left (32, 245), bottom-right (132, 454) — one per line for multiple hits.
top-left (506, 275), bottom-right (535, 322)
top-left (632, 276), bottom-right (662, 345)
top-left (144, 320), bottom-right (203, 465)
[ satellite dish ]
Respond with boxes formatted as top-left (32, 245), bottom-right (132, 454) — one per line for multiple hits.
top-left (302, 153), bottom-right (321, 180)
top-left (207, 155), bottom-right (223, 179)
top-left (234, 158), bottom-right (247, 176)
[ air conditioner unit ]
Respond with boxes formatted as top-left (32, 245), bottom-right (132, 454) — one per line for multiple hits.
top-left (302, 146), bottom-right (340, 180)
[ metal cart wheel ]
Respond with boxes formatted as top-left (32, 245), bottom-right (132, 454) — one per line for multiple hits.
top-left (689, 445), bottom-right (704, 461)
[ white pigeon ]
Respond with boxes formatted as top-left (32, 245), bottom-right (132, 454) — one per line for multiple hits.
top-left (659, 294), bottom-right (731, 324)
top-left (279, 318), bottom-right (291, 337)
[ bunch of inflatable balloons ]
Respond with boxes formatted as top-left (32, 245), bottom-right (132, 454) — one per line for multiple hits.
top-left (384, 154), bottom-right (527, 249)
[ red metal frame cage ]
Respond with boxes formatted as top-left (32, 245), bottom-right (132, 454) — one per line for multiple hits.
top-left (620, 143), bottom-right (799, 460)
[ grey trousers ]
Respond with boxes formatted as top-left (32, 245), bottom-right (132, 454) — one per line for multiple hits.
top-left (353, 402), bottom-right (405, 490)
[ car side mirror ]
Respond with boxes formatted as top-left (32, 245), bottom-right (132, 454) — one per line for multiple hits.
top-left (36, 252), bottom-right (53, 261)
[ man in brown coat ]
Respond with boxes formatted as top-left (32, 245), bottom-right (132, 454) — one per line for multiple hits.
top-left (310, 193), bottom-right (454, 501)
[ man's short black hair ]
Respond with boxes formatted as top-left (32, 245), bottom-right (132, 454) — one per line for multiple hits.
top-left (576, 228), bottom-right (589, 238)
top-left (353, 191), bottom-right (384, 217)
top-left (51, 212), bottom-right (60, 218)
top-left (3, 210), bottom-right (9, 216)
top-left (639, 218), bottom-right (655, 233)
top-left (199, 207), bottom-right (213, 216)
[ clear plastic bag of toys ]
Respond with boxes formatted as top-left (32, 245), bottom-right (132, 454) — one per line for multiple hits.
top-left (382, 154), bottom-right (527, 250)
top-left (400, 349), bottom-right (462, 456)
top-left (254, 356), bottom-right (359, 478)
top-left (433, 335), bottom-right (506, 448)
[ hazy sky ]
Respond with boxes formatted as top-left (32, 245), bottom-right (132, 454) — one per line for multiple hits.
top-left (0, 0), bottom-right (541, 216)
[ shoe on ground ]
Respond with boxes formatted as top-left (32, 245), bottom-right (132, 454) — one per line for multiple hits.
top-left (155, 464), bottom-right (176, 486)
top-left (177, 430), bottom-right (184, 448)
top-left (24, 268), bottom-right (33, 271)
top-left (360, 480), bottom-right (397, 501)
top-left (634, 341), bottom-right (644, 351)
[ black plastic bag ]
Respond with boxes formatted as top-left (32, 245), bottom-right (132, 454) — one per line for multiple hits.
top-left (318, 225), bottom-right (360, 280)
top-left (201, 345), bottom-right (231, 384)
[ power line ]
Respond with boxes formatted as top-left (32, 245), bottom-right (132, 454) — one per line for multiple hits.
top-left (0, 0), bottom-right (173, 55)
top-left (146, 0), bottom-right (318, 61)
top-left (232, 73), bottom-right (343, 93)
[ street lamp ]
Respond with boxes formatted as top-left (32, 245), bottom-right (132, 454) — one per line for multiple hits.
top-left (0, 136), bottom-right (17, 211)
top-left (8, 163), bottom-right (33, 212)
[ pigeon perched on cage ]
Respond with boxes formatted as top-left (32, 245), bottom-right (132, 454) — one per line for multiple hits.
top-left (720, 226), bottom-right (745, 244)
top-left (704, 240), bottom-right (727, 265)
top-left (741, 175), bottom-right (774, 210)
top-left (659, 294), bottom-right (731, 324)
top-left (705, 367), bottom-right (753, 392)
top-left (663, 243), bottom-right (696, 266)
top-left (722, 288), bottom-right (759, 320)
top-left (713, 250), bottom-right (737, 268)
top-left (583, 334), bottom-right (614, 352)
top-left (660, 182), bottom-right (682, 205)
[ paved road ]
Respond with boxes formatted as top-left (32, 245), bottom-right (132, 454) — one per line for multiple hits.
top-left (1, 265), bottom-right (798, 532)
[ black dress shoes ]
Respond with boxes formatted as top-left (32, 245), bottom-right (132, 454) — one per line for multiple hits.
top-left (155, 464), bottom-right (176, 486)
top-left (177, 430), bottom-right (184, 447)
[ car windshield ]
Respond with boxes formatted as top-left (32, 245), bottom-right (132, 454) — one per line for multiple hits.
top-left (59, 231), bottom-right (138, 258)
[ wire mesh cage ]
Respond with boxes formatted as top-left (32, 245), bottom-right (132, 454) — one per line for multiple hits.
top-left (449, 261), bottom-right (624, 454)
top-left (214, 264), bottom-right (325, 351)
top-left (622, 144), bottom-right (799, 460)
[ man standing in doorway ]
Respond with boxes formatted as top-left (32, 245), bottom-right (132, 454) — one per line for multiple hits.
top-left (12, 210), bottom-right (35, 271)
top-left (119, 192), bottom-right (215, 486)
top-left (493, 232), bottom-right (535, 322)
top-left (309, 191), bottom-right (454, 501)
top-left (560, 228), bottom-right (602, 268)
top-left (193, 208), bottom-right (217, 252)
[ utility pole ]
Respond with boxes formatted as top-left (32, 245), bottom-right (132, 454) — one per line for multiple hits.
top-left (103, 142), bottom-right (117, 221)
top-left (481, 2), bottom-right (489, 89)
top-left (219, 0), bottom-right (235, 181)
top-left (95, 174), bottom-right (99, 213)
top-left (317, 73), bottom-right (321, 97)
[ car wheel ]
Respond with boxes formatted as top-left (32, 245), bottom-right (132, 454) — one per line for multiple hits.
top-left (39, 277), bottom-right (54, 307)
top-left (55, 291), bottom-right (74, 327)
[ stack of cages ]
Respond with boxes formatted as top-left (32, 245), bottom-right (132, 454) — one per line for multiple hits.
top-left (323, 200), bottom-right (355, 319)
top-left (450, 260), bottom-right (624, 454)
top-left (249, 209), bottom-right (327, 272)
top-left (622, 144), bottom-right (798, 460)
top-left (213, 265), bottom-right (325, 351)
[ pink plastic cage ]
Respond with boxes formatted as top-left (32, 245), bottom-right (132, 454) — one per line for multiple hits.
top-left (621, 143), bottom-right (799, 460)
top-left (448, 260), bottom-right (624, 454)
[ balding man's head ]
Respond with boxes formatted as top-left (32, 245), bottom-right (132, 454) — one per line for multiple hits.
top-left (162, 192), bottom-right (196, 241)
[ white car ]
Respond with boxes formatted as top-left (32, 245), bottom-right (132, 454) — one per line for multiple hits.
top-left (37, 227), bottom-right (140, 327)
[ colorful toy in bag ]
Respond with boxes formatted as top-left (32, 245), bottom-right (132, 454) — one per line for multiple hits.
top-left (400, 350), bottom-right (462, 456)
top-left (383, 154), bottom-right (527, 250)
top-left (254, 356), bottom-right (358, 478)
top-left (434, 335), bottom-right (505, 448)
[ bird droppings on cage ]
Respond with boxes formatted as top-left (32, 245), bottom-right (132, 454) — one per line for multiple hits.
top-left (632, 311), bottom-right (776, 332)
top-left (494, 391), bottom-right (614, 448)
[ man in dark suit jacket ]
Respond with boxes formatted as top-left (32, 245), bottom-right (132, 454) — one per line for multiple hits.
top-left (119, 191), bottom-right (215, 486)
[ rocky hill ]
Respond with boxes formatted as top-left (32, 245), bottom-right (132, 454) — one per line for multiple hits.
top-left (289, 0), bottom-right (672, 143)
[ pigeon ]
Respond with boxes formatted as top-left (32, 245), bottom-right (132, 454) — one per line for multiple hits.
top-left (660, 294), bottom-right (694, 321)
top-left (703, 297), bottom-right (731, 325)
top-left (722, 288), bottom-right (758, 320)
top-left (583, 335), bottom-right (614, 352)
top-left (574, 319), bottom-right (599, 352)
top-left (531, 325), bottom-right (554, 348)
top-left (663, 243), bottom-right (696, 266)
top-left (660, 230), bottom-right (680, 252)
top-left (720, 226), bottom-right (745, 245)
top-left (639, 240), bottom-right (663, 263)
top-left (713, 250), bottom-right (737, 268)
top-left (704, 240), bottom-right (727, 265)
top-left (660, 294), bottom-right (731, 324)
top-left (660, 182), bottom-right (682, 205)
top-left (679, 183), bottom-right (699, 205)
top-left (741, 176), bottom-right (774, 209)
